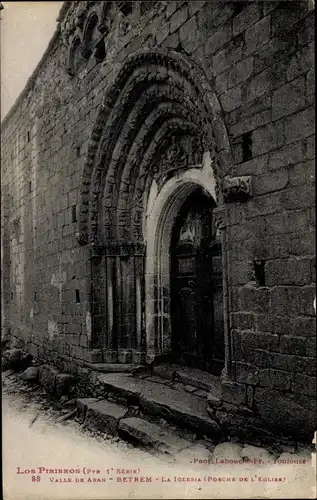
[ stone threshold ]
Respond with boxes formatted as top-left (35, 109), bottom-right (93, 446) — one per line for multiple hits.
top-left (91, 371), bottom-right (222, 440)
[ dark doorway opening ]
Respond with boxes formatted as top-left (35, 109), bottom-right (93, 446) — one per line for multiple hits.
top-left (170, 187), bottom-right (224, 375)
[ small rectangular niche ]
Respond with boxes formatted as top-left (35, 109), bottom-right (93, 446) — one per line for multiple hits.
top-left (242, 132), bottom-right (252, 162)
top-left (72, 205), bottom-right (77, 223)
top-left (254, 260), bottom-right (265, 287)
top-left (29, 181), bottom-right (32, 193)
top-left (75, 290), bottom-right (81, 303)
top-left (27, 131), bottom-right (31, 143)
top-left (34, 291), bottom-right (37, 301)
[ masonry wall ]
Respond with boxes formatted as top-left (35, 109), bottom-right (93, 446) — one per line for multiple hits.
top-left (1, 1), bottom-right (315, 441)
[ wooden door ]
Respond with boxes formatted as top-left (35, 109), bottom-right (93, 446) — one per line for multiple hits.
top-left (170, 187), bottom-right (224, 374)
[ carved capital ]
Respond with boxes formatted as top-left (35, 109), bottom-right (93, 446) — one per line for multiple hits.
top-left (104, 241), bottom-right (146, 257)
top-left (222, 176), bottom-right (252, 203)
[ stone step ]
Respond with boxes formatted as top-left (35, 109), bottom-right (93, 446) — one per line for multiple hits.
top-left (77, 397), bottom-right (129, 436)
top-left (152, 363), bottom-right (222, 394)
top-left (118, 416), bottom-right (192, 455)
top-left (97, 373), bottom-right (222, 439)
top-left (175, 367), bottom-right (222, 395)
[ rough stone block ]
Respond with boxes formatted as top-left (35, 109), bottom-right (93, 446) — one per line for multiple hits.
top-left (205, 22), bottom-right (232, 56)
top-left (233, 2), bottom-right (261, 36)
top-left (230, 312), bottom-right (255, 331)
top-left (298, 12), bottom-right (315, 47)
top-left (265, 258), bottom-right (311, 286)
top-left (292, 374), bottom-right (316, 397)
top-left (207, 393), bottom-right (222, 409)
top-left (287, 43), bottom-right (314, 82)
top-left (279, 186), bottom-right (314, 211)
top-left (306, 135), bottom-right (315, 159)
top-left (280, 336), bottom-right (314, 357)
top-left (272, 2), bottom-right (308, 37)
top-left (272, 77), bottom-right (306, 121)
top-left (235, 154), bottom-right (268, 176)
top-left (240, 331), bottom-right (279, 357)
top-left (220, 86), bottom-right (242, 112)
top-left (178, 15), bottom-right (197, 43)
top-left (245, 69), bottom-right (271, 102)
top-left (235, 362), bottom-right (259, 386)
top-left (39, 364), bottom-right (59, 392)
top-left (228, 57), bottom-right (254, 89)
top-left (272, 353), bottom-right (315, 376)
top-left (21, 366), bottom-right (39, 382)
top-left (254, 387), bottom-right (315, 441)
top-left (169, 4), bottom-right (188, 33)
top-left (268, 141), bottom-right (306, 170)
top-left (271, 285), bottom-right (316, 317)
top-left (252, 168), bottom-right (289, 195)
top-left (273, 316), bottom-right (316, 339)
top-left (221, 380), bottom-right (246, 406)
top-left (118, 417), bottom-right (190, 453)
top-left (270, 369), bottom-right (292, 390)
top-left (212, 38), bottom-right (244, 74)
top-left (215, 71), bottom-right (229, 94)
top-left (245, 15), bottom-right (271, 54)
top-left (259, 368), bottom-right (273, 388)
top-left (252, 121), bottom-right (284, 156)
top-left (239, 285), bottom-right (270, 314)
top-left (284, 106), bottom-right (315, 144)
top-left (84, 399), bottom-right (128, 436)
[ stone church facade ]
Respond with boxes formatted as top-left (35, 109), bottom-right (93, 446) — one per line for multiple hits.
top-left (1, 1), bottom-right (316, 442)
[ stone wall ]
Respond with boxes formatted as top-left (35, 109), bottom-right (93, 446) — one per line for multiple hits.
top-left (1, 1), bottom-right (315, 442)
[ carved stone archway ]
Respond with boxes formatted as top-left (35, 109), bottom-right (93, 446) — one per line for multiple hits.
top-left (144, 152), bottom-right (224, 363)
top-left (77, 48), bottom-right (233, 368)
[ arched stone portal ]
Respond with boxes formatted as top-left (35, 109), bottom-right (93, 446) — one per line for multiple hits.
top-left (144, 153), bottom-right (224, 370)
top-left (77, 48), bottom-right (233, 371)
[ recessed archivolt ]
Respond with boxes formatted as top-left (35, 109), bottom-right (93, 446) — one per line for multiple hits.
top-left (77, 48), bottom-right (233, 246)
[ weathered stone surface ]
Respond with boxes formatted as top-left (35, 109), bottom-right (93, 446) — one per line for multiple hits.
top-left (97, 372), bottom-right (221, 438)
top-left (284, 106), bottom-right (315, 144)
top-left (220, 86), bottom-right (242, 112)
top-left (118, 416), bottom-right (191, 453)
top-left (39, 365), bottom-right (59, 393)
top-left (233, 3), bottom-right (261, 36)
top-left (21, 366), bottom-right (39, 382)
top-left (266, 258), bottom-right (311, 286)
top-left (175, 367), bottom-right (222, 394)
top-left (83, 399), bottom-right (128, 436)
top-left (272, 77), bottom-right (306, 121)
top-left (252, 168), bottom-right (288, 195)
top-left (252, 121), bottom-right (284, 156)
top-left (268, 141), bottom-right (306, 170)
top-left (152, 364), bottom-right (179, 381)
top-left (245, 15), bottom-right (270, 54)
top-left (254, 388), bottom-right (316, 441)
